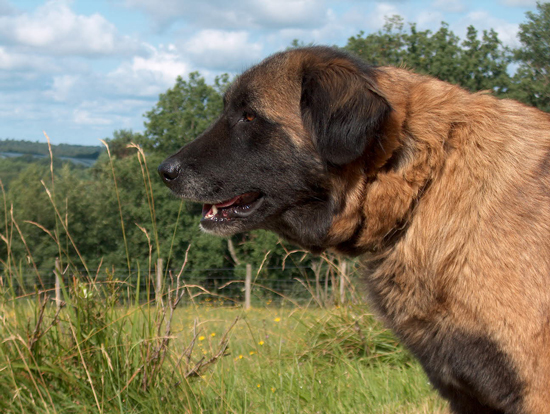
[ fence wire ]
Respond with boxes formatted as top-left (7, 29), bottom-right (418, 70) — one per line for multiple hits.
top-left (1, 260), bottom-right (361, 307)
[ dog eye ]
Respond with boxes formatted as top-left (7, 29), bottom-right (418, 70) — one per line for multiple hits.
top-left (242, 112), bottom-right (255, 122)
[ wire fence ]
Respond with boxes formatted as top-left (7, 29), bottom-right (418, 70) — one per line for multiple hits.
top-left (1, 258), bottom-right (362, 308)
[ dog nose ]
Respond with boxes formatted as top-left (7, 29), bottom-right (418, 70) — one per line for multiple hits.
top-left (158, 160), bottom-right (180, 183)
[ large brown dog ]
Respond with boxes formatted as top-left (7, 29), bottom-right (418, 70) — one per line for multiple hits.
top-left (158, 46), bottom-right (550, 413)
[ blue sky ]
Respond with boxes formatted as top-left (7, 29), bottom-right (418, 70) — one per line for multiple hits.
top-left (0, 0), bottom-right (539, 146)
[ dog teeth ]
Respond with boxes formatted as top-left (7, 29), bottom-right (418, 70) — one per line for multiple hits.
top-left (204, 205), bottom-right (218, 219)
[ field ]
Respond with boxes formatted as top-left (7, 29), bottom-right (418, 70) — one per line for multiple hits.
top-left (0, 141), bottom-right (447, 413)
top-left (0, 278), bottom-right (447, 413)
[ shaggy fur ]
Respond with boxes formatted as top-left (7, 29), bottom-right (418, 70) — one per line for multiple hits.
top-left (159, 46), bottom-right (550, 413)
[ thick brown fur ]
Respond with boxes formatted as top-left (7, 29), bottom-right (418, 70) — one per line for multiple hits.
top-left (159, 47), bottom-right (550, 413)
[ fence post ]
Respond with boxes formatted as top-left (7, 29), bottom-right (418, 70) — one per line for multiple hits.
top-left (339, 260), bottom-right (347, 306)
top-left (156, 258), bottom-right (164, 306)
top-left (244, 263), bottom-right (252, 310)
top-left (54, 257), bottom-right (61, 310)
top-left (312, 259), bottom-right (322, 305)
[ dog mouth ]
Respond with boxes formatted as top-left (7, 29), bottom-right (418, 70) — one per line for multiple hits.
top-left (201, 191), bottom-right (264, 223)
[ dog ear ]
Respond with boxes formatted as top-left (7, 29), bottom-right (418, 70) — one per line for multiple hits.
top-left (300, 59), bottom-right (391, 166)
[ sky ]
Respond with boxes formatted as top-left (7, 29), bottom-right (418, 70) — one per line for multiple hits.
top-left (0, 0), bottom-right (540, 147)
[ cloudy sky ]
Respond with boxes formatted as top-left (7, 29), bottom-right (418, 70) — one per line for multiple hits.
top-left (0, 0), bottom-right (539, 147)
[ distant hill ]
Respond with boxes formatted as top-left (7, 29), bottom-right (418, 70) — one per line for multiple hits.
top-left (0, 139), bottom-right (104, 160)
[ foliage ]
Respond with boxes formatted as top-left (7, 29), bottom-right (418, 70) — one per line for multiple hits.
top-left (0, 273), bottom-right (239, 413)
top-left (300, 307), bottom-right (413, 366)
top-left (3, 9), bottom-right (550, 297)
top-left (345, 16), bottom-right (512, 94)
top-left (0, 138), bottom-right (103, 159)
top-left (4, 11), bottom-right (550, 412)
top-left (100, 129), bottom-right (144, 159)
top-left (0, 277), bottom-right (446, 413)
top-left (142, 72), bottom-right (231, 154)
top-left (1, 69), bottom-right (322, 295)
top-left (346, 16), bottom-right (408, 67)
top-left (512, 2), bottom-right (550, 111)
top-left (0, 142), bottom-right (316, 298)
top-left (0, 155), bottom-right (87, 191)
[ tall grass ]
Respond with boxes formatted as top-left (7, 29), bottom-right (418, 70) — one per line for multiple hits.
top-left (0, 141), bottom-right (446, 413)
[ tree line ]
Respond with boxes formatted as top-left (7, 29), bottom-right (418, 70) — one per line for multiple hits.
top-left (0, 139), bottom-right (103, 159)
top-left (2, 4), bottom-right (549, 294)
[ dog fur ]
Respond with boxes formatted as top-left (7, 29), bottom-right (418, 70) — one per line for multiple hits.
top-left (159, 46), bottom-right (550, 413)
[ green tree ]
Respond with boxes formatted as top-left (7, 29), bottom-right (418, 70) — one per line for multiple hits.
top-left (346, 15), bottom-right (407, 66)
top-left (513, 2), bottom-right (550, 111)
top-left (101, 129), bottom-right (143, 159)
top-left (89, 151), bottom-right (229, 273)
top-left (460, 26), bottom-right (511, 94)
top-left (405, 22), bottom-right (463, 84)
top-left (143, 72), bottom-right (231, 154)
top-left (344, 17), bottom-right (511, 94)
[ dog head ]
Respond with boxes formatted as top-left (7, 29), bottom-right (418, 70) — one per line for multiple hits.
top-left (158, 46), bottom-right (392, 253)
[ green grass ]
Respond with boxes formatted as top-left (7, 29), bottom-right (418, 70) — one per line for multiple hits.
top-left (0, 281), bottom-right (446, 413)
top-left (0, 141), bottom-right (447, 413)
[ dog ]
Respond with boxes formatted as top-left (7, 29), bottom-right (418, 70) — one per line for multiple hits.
top-left (158, 46), bottom-right (550, 413)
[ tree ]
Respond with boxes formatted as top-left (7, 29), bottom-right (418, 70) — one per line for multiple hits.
top-left (403, 22), bottom-right (463, 84)
top-left (346, 15), bottom-right (407, 66)
top-left (460, 26), bottom-right (511, 94)
top-left (101, 129), bottom-right (143, 159)
top-left (512, 2), bottom-right (550, 111)
top-left (143, 72), bottom-right (231, 154)
top-left (344, 16), bottom-right (511, 94)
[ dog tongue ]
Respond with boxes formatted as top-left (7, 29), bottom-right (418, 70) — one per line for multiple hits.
top-left (215, 195), bottom-right (241, 208)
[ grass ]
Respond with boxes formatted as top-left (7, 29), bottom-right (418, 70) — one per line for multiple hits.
top-left (0, 280), bottom-right (447, 413)
top-left (0, 139), bottom-right (447, 413)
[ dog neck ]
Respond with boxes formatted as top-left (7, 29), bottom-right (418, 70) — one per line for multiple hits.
top-left (326, 68), bottom-right (451, 256)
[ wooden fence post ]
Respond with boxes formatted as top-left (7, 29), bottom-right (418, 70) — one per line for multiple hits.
top-left (244, 263), bottom-right (252, 310)
top-left (312, 259), bottom-right (322, 306)
top-left (54, 258), bottom-right (61, 310)
top-left (156, 258), bottom-right (164, 306)
top-left (339, 260), bottom-right (347, 306)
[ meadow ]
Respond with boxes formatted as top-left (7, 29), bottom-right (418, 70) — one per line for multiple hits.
top-left (0, 140), bottom-right (447, 413)
top-left (0, 284), bottom-right (447, 413)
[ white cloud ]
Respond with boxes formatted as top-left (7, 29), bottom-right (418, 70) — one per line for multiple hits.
top-left (45, 75), bottom-right (79, 102)
top-left (124, 0), bottom-right (185, 25)
top-left (125, 0), bottom-right (327, 30)
top-left (183, 30), bottom-right (263, 71)
top-left (432, 0), bottom-right (466, 13)
top-left (456, 10), bottom-right (520, 47)
top-left (0, 0), bottom-right (15, 16)
top-left (74, 108), bottom-right (112, 126)
top-left (498, 0), bottom-right (537, 6)
top-left (367, 3), bottom-right (402, 30)
top-left (416, 10), bottom-right (445, 28)
top-left (0, 46), bottom-right (61, 71)
top-left (249, 0), bottom-right (328, 29)
top-left (107, 45), bottom-right (190, 96)
top-left (0, 89), bottom-right (63, 125)
top-left (0, 0), bottom-right (140, 56)
top-left (71, 98), bottom-right (153, 131)
top-left (333, 2), bottom-right (404, 38)
top-left (0, 0), bottom-right (539, 146)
